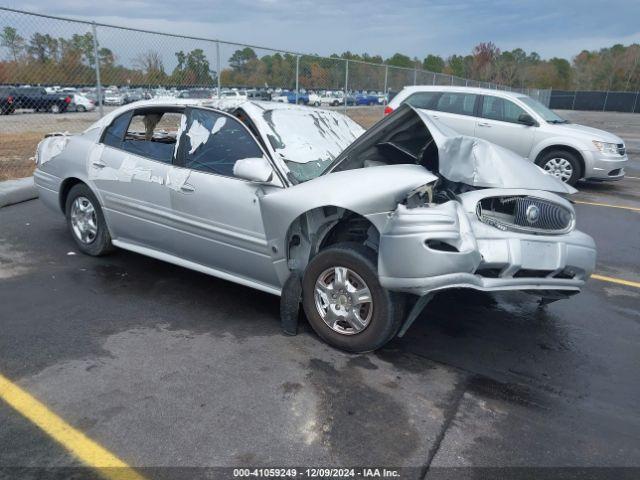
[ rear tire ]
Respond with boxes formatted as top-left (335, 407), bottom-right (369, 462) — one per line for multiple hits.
top-left (65, 184), bottom-right (114, 256)
top-left (50, 104), bottom-right (61, 114)
top-left (302, 243), bottom-right (404, 353)
top-left (76, 105), bottom-right (86, 112)
top-left (535, 150), bottom-right (581, 186)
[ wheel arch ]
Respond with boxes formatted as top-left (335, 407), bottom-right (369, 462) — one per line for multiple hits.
top-left (58, 177), bottom-right (87, 213)
top-left (534, 144), bottom-right (585, 179)
top-left (284, 206), bottom-right (380, 275)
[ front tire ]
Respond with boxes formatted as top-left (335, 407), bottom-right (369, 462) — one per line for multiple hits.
top-left (65, 184), bottom-right (114, 256)
top-left (535, 150), bottom-right (581, 186)
top-left (302, 243), bottom-right (404, 353)
top-left (49, 103), bottom-right (61, 114)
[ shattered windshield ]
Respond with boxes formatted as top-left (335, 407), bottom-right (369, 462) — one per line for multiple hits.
top-left (262, 108), bottom-right (365, 182)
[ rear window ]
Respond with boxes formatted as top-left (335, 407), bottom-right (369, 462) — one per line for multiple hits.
top-left (404, 91), bottom-right (439, 109)
top-left (434, 92), bottom-right (477, 116)
top-left (0, 87), bottom-right (13, 95)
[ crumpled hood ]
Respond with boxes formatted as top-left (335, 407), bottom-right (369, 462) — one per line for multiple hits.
top-left (414, 109), bottom-right (576, 194)
top-left (262, 163), bottom-right (438, 220)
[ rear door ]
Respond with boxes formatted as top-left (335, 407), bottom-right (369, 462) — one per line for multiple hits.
top-left (91, 107), bottom-right (183, 248)
top-left (475, 95), bottom-right (536, 158)
top-left (428, 91), bottom-right (479, 135)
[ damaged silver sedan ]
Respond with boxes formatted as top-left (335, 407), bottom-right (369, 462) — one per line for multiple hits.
top-left (34, 99), bottom-right (596, 352)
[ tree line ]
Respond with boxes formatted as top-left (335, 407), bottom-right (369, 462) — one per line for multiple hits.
top-left (1, 26), bottom-right (639, 92)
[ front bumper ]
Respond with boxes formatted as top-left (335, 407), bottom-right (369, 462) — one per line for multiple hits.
top-left (378, 200), bottom-right (596, 297)
top-left (582, 150), bottom-right (628, 180)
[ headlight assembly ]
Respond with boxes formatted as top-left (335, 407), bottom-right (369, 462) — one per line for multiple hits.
top-left (592, 140), bottom-right (620, 155)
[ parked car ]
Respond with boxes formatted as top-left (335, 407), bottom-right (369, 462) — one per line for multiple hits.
top-left (320, 91), bottom-right (343, 106)
top-left (344, 93), bottom-right (357, 106)
top-left (271, 91), bottom-right (290, 103)
top-left (247, 90), bottom-right (272, 101)
top-left (84, 90), bottom-right (105, 106)
top-left (177, 89), bottom-right (213, 99)
top-left (220, 90), bottom-right (248, 101)
top-left (287, 91), bottom-right (309, 105)
top-left (12, 87), bottom-right (72, 113)
top-left (70, 93), bottom-right (96, 112)
top-left (355, 92), bottom-right (378, 106)
top-left (33, 100), bottom-right (595, 353)
top-left (0, 86), bottom-right (15, 114)
top-left (124, 90), bottom-right (145, 103)
top-left (307, 91), bottom-right (321, 106)
top-left (104, 91), bottom-right (126, 106)
top-left (386, 86), bottom-right (629, 185)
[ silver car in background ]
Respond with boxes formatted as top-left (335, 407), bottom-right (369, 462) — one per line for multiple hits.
top-left (33, 100), bottom-right (596, 352)
top-left (387, 86), bottom-right (628, 186)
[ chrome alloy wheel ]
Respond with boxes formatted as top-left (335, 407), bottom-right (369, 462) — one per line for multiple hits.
top-left (70, 196), bottom-right (98, 244)
top-left (543, 157), bottom-right (573, 182)
top-left (314, 266), bottom-right (373, 335)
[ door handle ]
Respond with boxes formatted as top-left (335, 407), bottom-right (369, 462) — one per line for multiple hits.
top-left (477, 122), bottom-right (491, 128)
top-left (92, 161), bottom-right (106, 168)
top-left (179, 183), bottom-right (195, 193)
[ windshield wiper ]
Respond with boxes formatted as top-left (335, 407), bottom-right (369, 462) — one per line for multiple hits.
top-left (547, 119), bottom-right (568, 124)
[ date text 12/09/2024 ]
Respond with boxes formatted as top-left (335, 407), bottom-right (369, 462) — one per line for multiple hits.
top-left (233, 468), bottom-right (401, 478)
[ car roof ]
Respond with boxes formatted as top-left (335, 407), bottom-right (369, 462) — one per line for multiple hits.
top-left (397, 85), bottom-right (526, 100)
top-left (86, 98), bottom-right (329, 132)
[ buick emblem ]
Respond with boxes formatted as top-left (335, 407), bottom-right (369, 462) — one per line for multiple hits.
top-left (526, 204), bottom-right (541, 224)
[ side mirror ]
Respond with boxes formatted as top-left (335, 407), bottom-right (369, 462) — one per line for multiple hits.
top-left (233, 156), bottom-right (274, 183)
top-left (518, 113), bottom-right (537, 126)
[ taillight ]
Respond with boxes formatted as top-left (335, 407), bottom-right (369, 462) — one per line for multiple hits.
top-left (384, 105), bottom-right (393, 115)
top-left (64, 96), bottom-right (71, 103)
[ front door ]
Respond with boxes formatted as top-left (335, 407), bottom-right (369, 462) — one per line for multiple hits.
top-left (168, 107), bottom-right (283, 291)
top-left (474, 95), bottom-right (536, 158)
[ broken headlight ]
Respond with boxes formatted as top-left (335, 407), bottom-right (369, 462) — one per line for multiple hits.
top-left (404, 183), bottom-right (434, 209)
top-left (476, 196), bottom-right (575, 235)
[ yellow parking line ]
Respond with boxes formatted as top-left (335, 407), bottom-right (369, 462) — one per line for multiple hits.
top-left (0, 373), bottom-right (145, 480)
top-left (574, 200), bottom-right (640, 212)
top-left (591, 274), bottom-right (640, 289)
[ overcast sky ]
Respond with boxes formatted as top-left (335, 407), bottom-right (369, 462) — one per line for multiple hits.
top-left (4, 0), bottom-right (640, 60)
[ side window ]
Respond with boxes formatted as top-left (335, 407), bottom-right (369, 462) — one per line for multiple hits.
top-left (404, 92), bottom-right (439, 109)
top-left (435, 92), bottom-right (477, 116)
top-left (121, 110), bottom-right (184, 163)
top-left (102, 111), bottom-right (133, 148)
top-left (178, 108), bottom-right (263, 177)
top-left (481, 96), bottom-right (526, 123)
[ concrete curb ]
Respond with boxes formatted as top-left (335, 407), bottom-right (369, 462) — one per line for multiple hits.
top-left (0, 177), bottom-right (38, 208)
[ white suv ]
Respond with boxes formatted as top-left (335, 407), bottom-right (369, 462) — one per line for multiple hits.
top-left (386, 86), bottom-right (628, 186)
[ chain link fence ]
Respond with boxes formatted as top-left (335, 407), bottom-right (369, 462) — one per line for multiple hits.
top-left (1, 7), bottom-right (550, 180)
top-left (550, 90), bottom-right (640, 113)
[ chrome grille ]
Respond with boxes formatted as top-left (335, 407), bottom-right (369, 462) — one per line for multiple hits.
top-left (617, 143), bottom-right (626, 156)
top-left (476, 196), bottom-right (574, 235)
